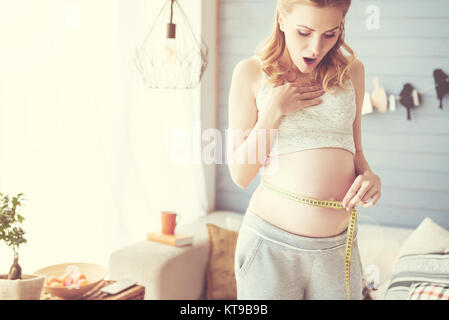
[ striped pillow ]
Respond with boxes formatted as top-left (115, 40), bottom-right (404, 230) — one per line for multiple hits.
top-left (384, 253), bottom-right (449, 300)
top-left (407, 282), bottom-right (449, 300)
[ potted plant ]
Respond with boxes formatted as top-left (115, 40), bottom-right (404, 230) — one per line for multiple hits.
top-left (0, 192), bottom-right (45, 299)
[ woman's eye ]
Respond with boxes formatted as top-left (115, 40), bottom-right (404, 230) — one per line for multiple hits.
top-left (297, 31), bottom-right (336, 39)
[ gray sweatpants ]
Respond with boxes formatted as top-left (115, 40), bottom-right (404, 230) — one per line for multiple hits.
top-left (234, 208), bottom-right (364, 300)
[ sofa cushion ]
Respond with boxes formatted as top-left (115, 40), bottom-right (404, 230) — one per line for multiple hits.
top-left (205, 223), bottom-right (239, 300)
top-left (384, 218), bottom-right (449, 300)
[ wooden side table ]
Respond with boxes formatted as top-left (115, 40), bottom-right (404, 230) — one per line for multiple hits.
top-left (40, 280), bottom-right (145, 300)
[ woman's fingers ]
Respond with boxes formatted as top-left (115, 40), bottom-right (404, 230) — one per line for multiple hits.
top-left (362, 191), bottom-right (381, 208)
top-left (302, 97), bottom-right (324, 107)
top-left (294, 84), bottom-right (323, 93)
top-left (297, 88), bottom-right (325, 100)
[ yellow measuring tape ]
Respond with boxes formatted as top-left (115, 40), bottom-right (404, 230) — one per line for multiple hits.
top-left (261, 179), bottom-right (358, 300)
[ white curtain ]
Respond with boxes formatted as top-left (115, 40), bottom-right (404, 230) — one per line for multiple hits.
top-left (0, 0), bottom-right (208, 275)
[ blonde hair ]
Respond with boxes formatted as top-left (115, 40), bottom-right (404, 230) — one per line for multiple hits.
top-left (255, 0), bottom-right (356, 93)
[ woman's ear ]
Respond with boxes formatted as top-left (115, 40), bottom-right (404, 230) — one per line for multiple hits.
top-left (278, 14), bottom-right (285, 32)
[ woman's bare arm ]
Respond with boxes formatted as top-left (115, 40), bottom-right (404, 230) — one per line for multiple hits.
top-left (227, 58), bottom-right (283, 189)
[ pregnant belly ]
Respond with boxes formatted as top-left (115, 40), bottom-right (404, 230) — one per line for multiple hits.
top-left (247, 148), bottom-right (357, 238)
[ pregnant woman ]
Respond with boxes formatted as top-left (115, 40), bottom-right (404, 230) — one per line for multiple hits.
top-left (227, 0), bottom-right (382, 300)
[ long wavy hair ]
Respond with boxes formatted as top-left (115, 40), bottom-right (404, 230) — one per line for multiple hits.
top-left (255, 0), bottom-right (356, 93)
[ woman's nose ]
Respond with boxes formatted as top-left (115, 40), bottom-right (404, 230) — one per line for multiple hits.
top-left (308, 37), bottom-right (323, 57)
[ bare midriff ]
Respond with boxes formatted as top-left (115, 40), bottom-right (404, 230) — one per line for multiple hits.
top-left (247, 148), bottom-right (357, 238)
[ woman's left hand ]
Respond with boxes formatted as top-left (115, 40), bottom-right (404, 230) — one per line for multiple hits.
top-left (341, 170), bottom-right (381, 212)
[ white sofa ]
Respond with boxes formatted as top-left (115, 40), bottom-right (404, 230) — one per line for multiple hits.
top-left (108, 210), bottom-right (415, 300)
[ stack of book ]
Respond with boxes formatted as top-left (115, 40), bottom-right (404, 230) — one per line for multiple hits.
top-left (146, 231), bottom-right (193, 247)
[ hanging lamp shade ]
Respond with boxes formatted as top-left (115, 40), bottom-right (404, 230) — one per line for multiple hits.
top-left (135, 0), bottom-right (209, 89)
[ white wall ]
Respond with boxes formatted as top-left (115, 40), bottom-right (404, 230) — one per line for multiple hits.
top-left (0, 0), bottom-right (216, 275)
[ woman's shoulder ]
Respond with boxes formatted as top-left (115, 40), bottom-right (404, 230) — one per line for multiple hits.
top-left (350, 56), bottom-right (363, 70)
top-left (234, 55), bottom-right (263, 75)
top-left (232, 55), bottom-right (267, 98)
top-left (348, 58), bottom-right (365, 84)
top-left (251, 55), bottom-right (269, 79)
top-left (244, 54), bottom-right (269, 76)
top-left (347, 58), bottom-right (365, 98)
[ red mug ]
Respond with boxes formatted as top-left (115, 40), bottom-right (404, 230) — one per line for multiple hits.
top-left (161, 211), bottom-right (182, 235)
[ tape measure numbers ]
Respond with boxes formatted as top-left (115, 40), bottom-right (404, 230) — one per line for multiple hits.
top-left (261, 180), bottom-right (358, 300)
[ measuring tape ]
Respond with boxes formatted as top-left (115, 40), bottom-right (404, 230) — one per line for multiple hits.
top-left (261, 180), bottom-right (358, 300)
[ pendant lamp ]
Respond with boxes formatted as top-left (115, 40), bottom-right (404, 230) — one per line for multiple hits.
top-left (135, 0), bottom-right (209, 89)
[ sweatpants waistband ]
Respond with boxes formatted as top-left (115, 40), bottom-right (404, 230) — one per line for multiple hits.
top-left (242, 207), bottom-right (358, 252)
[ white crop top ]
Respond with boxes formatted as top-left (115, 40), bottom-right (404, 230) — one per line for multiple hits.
top-left (254, 55), bottom-right (356, 156)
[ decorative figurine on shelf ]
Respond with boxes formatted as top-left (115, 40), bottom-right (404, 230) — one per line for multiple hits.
top-left (433, 69), bottom-right (449, 110)
top-left (361, 92), bottom-right (373, 115)
top-left (399, 83), bottom-right (422, 121)
top-left (370, 77), bottom-right (388, 113)
top-left (388, 94), bottom-right (396, 112)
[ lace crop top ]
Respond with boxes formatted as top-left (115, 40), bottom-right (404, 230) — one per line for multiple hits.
top-left (254, 55), bottom-right (356, 156)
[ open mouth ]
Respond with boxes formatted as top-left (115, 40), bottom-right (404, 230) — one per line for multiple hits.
top-left (303, 57), bottom-right (317, 65)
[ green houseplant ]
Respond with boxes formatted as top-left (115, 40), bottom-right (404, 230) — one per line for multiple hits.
top-left (0, 193), bottom-right (27, 280)
top-left (0, 192), bottom-right (45, 299)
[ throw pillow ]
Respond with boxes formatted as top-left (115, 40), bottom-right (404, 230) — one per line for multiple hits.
top-left (398, 217), bottom-right (449, 257)
top-left (205, 223), bottom-right (239, 300)
top-left (407, 282), bottom-right (449, 300)
top-left (384, 218), bottom-right (449, 300)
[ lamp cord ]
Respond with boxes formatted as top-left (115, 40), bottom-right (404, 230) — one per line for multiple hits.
top-left (170, 0), bottom-right (174, 24)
